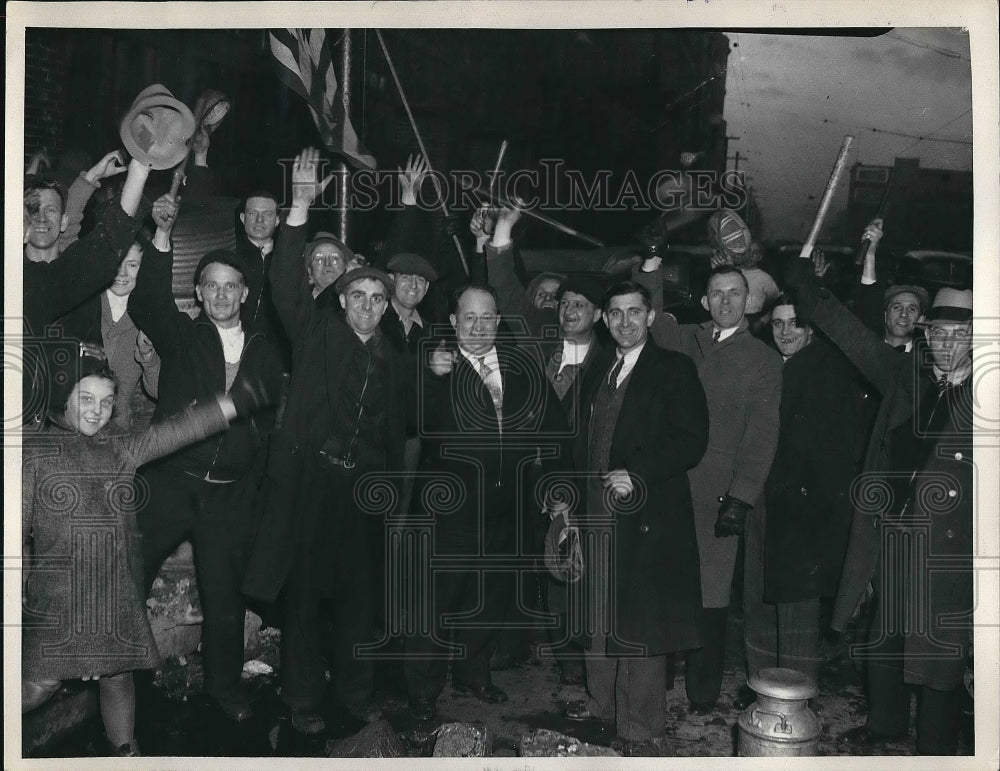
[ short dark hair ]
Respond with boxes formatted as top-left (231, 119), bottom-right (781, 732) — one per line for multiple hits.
top-left (706, 265), bottom-right (749, 293)
top-left (24, 176), bottom-right (68, 213)
top-left (450, 282), bottom-right (498, 315)
top-left (602, 280), bottom-right (651, 312)
top-left (242, 190), bottom-right (278, 210)
top-left (770, 293), bottom-right (809, 326)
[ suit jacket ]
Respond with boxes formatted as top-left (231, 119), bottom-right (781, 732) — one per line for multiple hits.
top-left (416, 334), bottom-right (572, 554)
top-left (572, 341), bottom-right (709, 656)
top-left (793, 279), bottom-right (973, 689)
top-left (241, 222), bottom-right (406, 602)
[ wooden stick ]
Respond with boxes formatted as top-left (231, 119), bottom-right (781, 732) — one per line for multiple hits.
top-left (474, 185), bottom-right (605, 248)
top-left (489, 140), bottom-right (508, 200)
top-left (375, 30), bottom-right (470, 277)
top-left (799, 135), bottom-right (854, 259)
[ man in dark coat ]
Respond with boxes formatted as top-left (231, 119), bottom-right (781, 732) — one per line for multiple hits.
top-left (785, 261), bottom-right (974, 756)
top-left (484, 208), bottom-right (606, 681)
top-left (635, 259), bottom-right (782, 713)
top-left (128, 199), bottom-right (285, 723)
top-left (235, 189), bottom-right (291, 367)
top-left (563, 279), bottom-right (708, 751)
top-left (241, 148), bottom-right (406, 735)
top-left (402, 281), bottom-right (572, 722)
top-left (744, 297), bottom-right (872, 685)
top-left (23, 160), bottom-right (154, 427)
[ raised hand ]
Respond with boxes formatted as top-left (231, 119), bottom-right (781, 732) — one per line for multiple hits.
top-left (603, 469), bottom-right (633, 499)
top-left (862, 217), bottom-right (884, 246)
top-left (84, 150), bottom-right (128, 185)
top-left (811, 247), bottom-right (829, 278)
top-left (291, 147), bottom-right (334, 210)
top-left (151, 193), bottom-right (180, 232)
top-left (399, 153), bottom-right (428, 206)
top-left (491, 206), bottom-right (522, 248)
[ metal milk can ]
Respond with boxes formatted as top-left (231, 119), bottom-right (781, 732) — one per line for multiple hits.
top-left (737, 667), bottom-right (820, 756)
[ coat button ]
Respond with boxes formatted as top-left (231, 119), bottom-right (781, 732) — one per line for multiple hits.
top-left (948, 489), bottom-right (958, 498)
top-left (945, 529), bottom-right (955, 540)
top-left (639, 524), bottom-right (649, 533)
top-left (954, 452), bottom-right (963, 460)
top-left (800, 487), bottom-right (808, 496)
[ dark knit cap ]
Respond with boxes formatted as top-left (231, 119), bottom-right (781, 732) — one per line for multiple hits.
top-left (557, 275), bottom-right (605, 309)
top-left (193, 248), bottom-right (249, 286)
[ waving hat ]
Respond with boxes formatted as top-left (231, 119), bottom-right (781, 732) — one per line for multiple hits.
top-left (119, 84), bottom-right (196, 170)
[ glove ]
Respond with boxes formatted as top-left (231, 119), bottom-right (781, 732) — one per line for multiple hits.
top-left (781, 258), bottom-right (826, 326)
top-left (229, 374), bottom-right (278, 417)
top-left (714, 494), bottom-right (752, 538)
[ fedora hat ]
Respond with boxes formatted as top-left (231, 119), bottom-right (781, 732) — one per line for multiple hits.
top-left (119, 84), bottom-right (196, 170)
top-left (920, 287), bottom-right (972, 325)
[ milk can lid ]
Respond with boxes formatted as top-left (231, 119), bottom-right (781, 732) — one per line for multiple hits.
top-left (748, 667), bottom-right (819, 701)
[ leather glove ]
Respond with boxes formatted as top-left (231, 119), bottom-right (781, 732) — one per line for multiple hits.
top-left (714, 494), bottom-right (752, 538)
top-left (229, 374), bottom-right (278, 417)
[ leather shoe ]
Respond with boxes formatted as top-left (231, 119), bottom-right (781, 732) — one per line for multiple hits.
top-left (838, 725), bottom-right (907, 750)
top-left (452, 681), bottom-right (508, 704)
top-left (409, 697), bottom-right (437, 722)
top-left (732, 684), bottom-right (756, 710)
top-left (688, 700), bottom-right (716, 716)
top-left (565, 699), bottom-right (594, 721)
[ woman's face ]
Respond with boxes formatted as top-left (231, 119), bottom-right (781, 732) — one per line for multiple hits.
top-left (64, 375), bottom-right (116, 436)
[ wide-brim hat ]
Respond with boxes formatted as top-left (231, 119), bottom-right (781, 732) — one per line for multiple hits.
top-left (120, 84), bottom-right (196, 170)
top-left (387, 252), bottom-right (438, 282)
top-left (919, 287), bottom-right (972, 325)
top-left (883, 283), bottom-right (930, 315)
top-left (333, 265), bottom-right (394, 297)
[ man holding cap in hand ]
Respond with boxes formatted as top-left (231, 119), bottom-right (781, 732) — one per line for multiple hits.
top-left (243, 148), bottom-right (405, 734)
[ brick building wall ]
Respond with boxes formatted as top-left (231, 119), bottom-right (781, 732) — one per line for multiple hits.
top-left (24, 33), bottom-right (67, 166)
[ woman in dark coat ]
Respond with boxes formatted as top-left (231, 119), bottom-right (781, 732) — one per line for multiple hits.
top-left (21, 353), bottom-right (254, 756)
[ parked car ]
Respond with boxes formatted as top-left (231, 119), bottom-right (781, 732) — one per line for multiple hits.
top-left (894, 250), bottom-right (972, 293)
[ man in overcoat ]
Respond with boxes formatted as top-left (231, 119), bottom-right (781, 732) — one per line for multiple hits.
top-left (747, 298), bottom-right (871, 684)
top-left (564, 280), bottom-right (709, 751)
top-left (636, 260), bottom-right (782, 713)
top-left (785, 261), bottom-right (974, 756)
top-left (241, 148), bottom-right (405, 734)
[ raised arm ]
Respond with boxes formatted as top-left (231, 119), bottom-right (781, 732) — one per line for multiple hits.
top-left (128, 194), bottom-right (189, 357)
top-left (484, 207), bottom-right (546, 338)
top-left (24, 159), bottom-right (152, 333)
top-left (852, 218), bottom-right (887, 335)
top-left (58, 151), bottom-right (129, 251)
top-left (269, 148), bottom-right (333, 342)
top-left (633, 255), bottom-right (683, 351)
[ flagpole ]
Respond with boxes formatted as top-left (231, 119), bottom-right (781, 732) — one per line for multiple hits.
top-left (374, 30), bottom-right (470, 278)
top-left (337, 28), bottom-right (353, 244)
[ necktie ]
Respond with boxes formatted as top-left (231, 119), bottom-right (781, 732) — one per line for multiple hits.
top-left (607, 356), bottom-right (625, 396)
top-left (477, 356), bottom-right (503, 411)
top-left (712, 329), bottom-right (722, 344)
top-left (894, 344), bottom-right (908, 353)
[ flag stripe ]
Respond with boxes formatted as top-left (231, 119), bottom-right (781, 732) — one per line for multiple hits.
top-left (268, 27), bottom-right (376, 170)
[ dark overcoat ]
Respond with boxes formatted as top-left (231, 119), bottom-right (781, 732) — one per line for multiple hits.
top-left (572, 342), bottom-right (709, 656)
top-left (794, 277), bottom-right (973, 689)
top-left (241, 222), bottom-right (406, 602)
top-left (763, 336), bottom-right (873, 603)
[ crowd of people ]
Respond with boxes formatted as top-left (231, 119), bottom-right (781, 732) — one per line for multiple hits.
top-left (21, 128), bottom-right (975, 757)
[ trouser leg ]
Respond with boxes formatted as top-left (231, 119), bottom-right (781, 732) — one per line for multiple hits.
top-left (915, 684), bottom-right (963, 755)
top-left (404, 569), bottom-right (464, 700)
top-left (329, 510), bottom-right (375, 709)
top-left (776, 598), bottom-right (822, 683)
top-left (135, 467), bottom-right (197, 593)
top-left (192, 477), bottom-right (256, 703)
top-left (616, 655), bottom-right (667, 740)
top-left (863, 601), bottom-right (911, 737)
top-left (743, 506), bottom-right (777, 679)
top-left (98, 672), bottom-right (136, 749)
top-left (281, 533), bottom-right (327, 712)
top-left (451, 567), bottom-right (513, 687)
top-left (685, 606), bottom-right (730, 705)
top-left (583, 649), bottom-right (617, 721)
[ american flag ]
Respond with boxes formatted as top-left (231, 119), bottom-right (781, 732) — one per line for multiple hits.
top-left (268, 28), bottom-right (376, 171)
